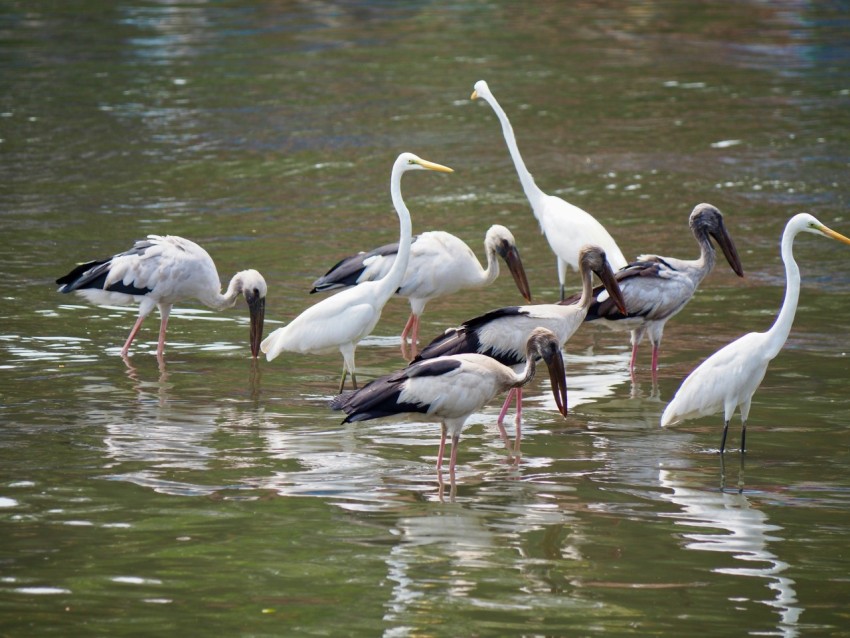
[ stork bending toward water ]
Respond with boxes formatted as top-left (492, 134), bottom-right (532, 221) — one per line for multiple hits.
top-left (261, 152), bottom-right (453, 392)
top-left (471, 79), bottom-right (626, 298)
top-left (310, 224), bottom-right (532, 358)
top-left (415, 245), bottom-right (626, 448)
top-left (56, 235), bottom-right (267, 358)
top-left (331, 327), bottom-right (568, 482)
top-left (661, 213), bottom-right (850, 453)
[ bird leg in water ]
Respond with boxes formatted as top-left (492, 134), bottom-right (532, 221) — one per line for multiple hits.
top-left (121, 315), bottom-right (147, 357)
top-left (338, 364), bottom-right (358, 394)
top-left (436, 423), bottom-right (448, 473)
top-left (156, 304), bottom-right (172, 358)
top-left (719, 420), bottom-right (730, 454)
top-left (448, 432), bottom-right (460, 485)
top-left (650, 344), bottom-right (660, 373)
top-left (400, 314), bottom-right (420, 360)
top-left (740, 421), bottom-right (747, 454)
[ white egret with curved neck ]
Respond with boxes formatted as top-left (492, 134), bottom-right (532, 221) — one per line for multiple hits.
top-left (471, 79), bottom-right (627, 298)
top-left (309, 224), bottom-right (532, 357)
top-left (661, 213), bottom-right (850, 453)
top-left (56, 235), bottom-right (267, 359)
top-left (261, 153), bottom-right (453, 392)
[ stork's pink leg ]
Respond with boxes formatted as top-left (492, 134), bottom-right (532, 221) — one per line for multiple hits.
top-left (497, 388), bottom-right (516, 425)
top-left (436, 425), bottom-right (447, 472)
top-left (121, 315), bottom-right (147, 357)
top-left (629, 342), bottom-right (639, 372)
top-left (650, 344), bottom-right (660, 373)
top-left (514, 388), bottom-right (523, 442)
top-left (401, 314), bottom-right (416, 343)
top-left (156, 305), bottom-right (172, 358)
top-left (448, 433), bottom-right (459, 484)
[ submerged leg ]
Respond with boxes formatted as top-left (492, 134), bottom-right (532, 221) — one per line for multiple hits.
top-left (650, 344), bottom-right (660, 373)
top-left (740, 420), bottom-right (747, 454)
top-left (448, 433), bottom-right (460, 484)
top-left (436, 423), bottom-right (447, 472)
top-left (155, 304), bottom-right (172, 357)
top-left (497, 388), bottom-right (516, 425)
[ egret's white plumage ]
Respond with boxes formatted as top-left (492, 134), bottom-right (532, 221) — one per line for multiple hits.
top-left (661, 213), bottom-right (850, 453)
top-left (310, 224), bottom-right (532, 356)
top-left (56, 234), bottom-right (267, 358)
top-left (563, 203), bottom-right (744, 373)
top-left (415, 245), bottom-right (627, 442)
top-left (260, 152), bottom-right (453, 391)
top-left (471, 79), bottom-right (627, 298)
top-left (331, 327), bottom-right (568, 481)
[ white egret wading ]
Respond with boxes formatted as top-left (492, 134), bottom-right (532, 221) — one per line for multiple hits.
top-left (471, 79), bottom-right (626, 298)
top-left (661, 213), bottom-right (850, 453)
top-left (562, 203), bottom-right (744, 373)
top-left (331, 327), bottom-right (568, 482)
top-left (260, 153), bottom-right (453, 392)
top-left (56, 234), bottom-right (267, 358)
top-left (310, 224), bottom-right (532, 357)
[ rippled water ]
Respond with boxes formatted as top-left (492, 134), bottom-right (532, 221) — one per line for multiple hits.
top-left (2, 1), bottom-right (850, 636)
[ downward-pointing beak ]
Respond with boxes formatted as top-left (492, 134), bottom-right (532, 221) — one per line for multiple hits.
top-left (712, 223), bottom-right (745, 277)
top-left (544, 349), bottom-right (569, 418)
top-left (502, 245), bottom-right (532, 302)
top-left (247, 294), bottom-right (266, 359)
top-left (597, 262), bottom-right (628, 315)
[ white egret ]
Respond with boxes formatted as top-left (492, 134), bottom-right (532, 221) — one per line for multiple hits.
top-left (415, 245), bottom-right (626, 445)
top-left (56, 235), bottom-right (267, 358)
top-left (471, 79), bottom-right (627, 298)
top-left (260, 153), bottom-right (453, 392)
top-left (562, 203), bottom-right (744, 373)
top-left (310, 224), bottom-right (532, 357)
top-left (661, 213), bottom-right (850, 453)
top-left (331, 327), bottom-right (568, 482)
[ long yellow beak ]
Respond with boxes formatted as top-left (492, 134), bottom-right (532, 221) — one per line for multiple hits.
top-left (414, 158), bottom-right (453, 173)
top-left (820, 224), bottom-right (850, 245)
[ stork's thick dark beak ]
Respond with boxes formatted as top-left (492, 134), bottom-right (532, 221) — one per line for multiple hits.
top-left (711, 222), bottom-right (745, 277)
top-left (543, 348), bottom-right (569, 418)
top-left (499, 244), bottom-right (532, 302)
top-left (246, 293), bottom-right (266, 358)
top-left (596, 261), bottom-right (628, 315)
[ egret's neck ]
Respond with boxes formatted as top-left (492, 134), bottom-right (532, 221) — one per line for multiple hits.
top-left (378, 167), bottom-right (413, 297)
top-left (483, 95), bottom-right (545, 209)
top-left (766, 228), bottom-right (801, 359)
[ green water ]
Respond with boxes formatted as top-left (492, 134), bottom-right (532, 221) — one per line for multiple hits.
top-left (2, 2), bottom-right (850, 636)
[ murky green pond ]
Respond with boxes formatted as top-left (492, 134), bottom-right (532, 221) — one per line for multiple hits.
top-left (2, 2), bottom-right (849, 636)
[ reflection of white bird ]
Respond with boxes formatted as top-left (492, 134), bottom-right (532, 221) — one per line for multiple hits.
top-left (562, 203), bottom-right (744, 373)
top-left (661, 213), bottom-right (850, 453)
top-left (56, 235), bottom-right (267, 358)
top-left (415, 245), bottom-right (626, 443)
top-left (310, 224), bottom-right (532, 356)
top-left (261, 153), bottom-right (453, 392)
top-left (471, 79), bottom-right (627, 298)
top-left (331, 327), bottom-right (568, 482)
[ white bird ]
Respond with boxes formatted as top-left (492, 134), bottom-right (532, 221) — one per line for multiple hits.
top-left (414, 245), bottom-right (626, 445)
top-left (56, 235), bottom-right (267, 358)
top-left (260, 152), bottom-right (453, 392)
top-left (309, 224), bottom-right (532, 357)
top-left (661, 213), bottom-right (850, 453)
top-left (562, 203), bottom-right (744, 374)
top-left (331, 327), bottom-right (568, 482)
top-left (471, 79), bottom-right (627, 299)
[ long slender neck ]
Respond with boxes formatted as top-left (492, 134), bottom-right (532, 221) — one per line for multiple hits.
top-left (480, 244), bottom-right (501, 287)
top-left (692, 229), bottom-right (717, 283)
top-left (203, 274), bottom-right (240, 310)
top-left (765, 227), bottom-right (801, 359)
top-left (575, 265), bottom-right (595, 311)
top-left (514, 354), bottom-right (538, 387)
top-left (375, 165), bottom-right (413, 299)
top-left (483, 94), bottom-right (545, 209)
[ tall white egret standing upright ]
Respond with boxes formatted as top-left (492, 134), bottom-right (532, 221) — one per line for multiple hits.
top-left (261, 153), bottom-right (453, 392)
top-left (661, 213), bottom-right (850, 453)
top-left (309, 224), bottom-right (532, 357)
top-left (56, 235), bottom-right (267, 359)
top-left (331, 327), bottom-right (568, 483)
top-left (561, 203), bottom-right (744, 374)
top-left (471, 79), bottom-right (627, 298)
top-left (415, 245), bottom-right (626, 450)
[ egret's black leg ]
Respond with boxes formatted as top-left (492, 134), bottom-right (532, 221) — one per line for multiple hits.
top-left (719, 420), bottom-right (730, 454)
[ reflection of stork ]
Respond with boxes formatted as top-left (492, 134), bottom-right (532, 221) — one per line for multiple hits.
top-left (310, 224), bottom-right (532, 357)
top-left (56, 235), bottom-right (267, 358)
top-left (658, 467), bottom-right (802, 637)
top-left (470, 79), bottom-right (626, 298)
top-left (662, 214), bottom-right (850, 453)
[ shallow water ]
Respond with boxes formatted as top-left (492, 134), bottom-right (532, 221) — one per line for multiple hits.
top-left (2, 1), bottom-right (850, 636)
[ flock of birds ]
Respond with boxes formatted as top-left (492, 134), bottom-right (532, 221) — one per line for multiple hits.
top-left (56, 80), bottom-right (850, 482)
